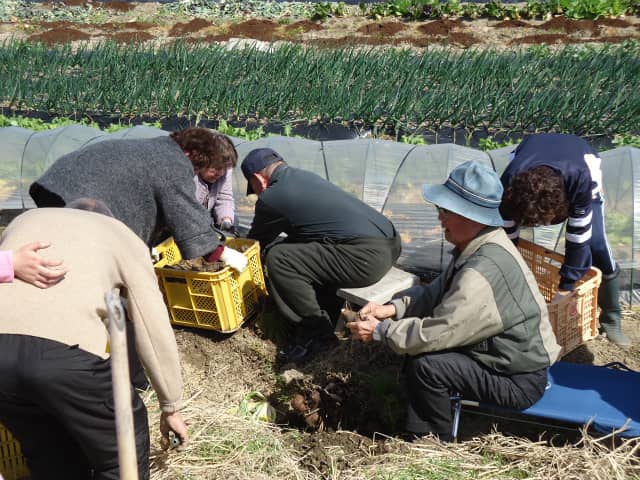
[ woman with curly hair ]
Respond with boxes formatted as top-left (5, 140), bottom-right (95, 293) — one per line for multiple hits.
top-left (29, 127), bottom-right (246, 272)
top-left (501, 133), bottom-right (629, 347)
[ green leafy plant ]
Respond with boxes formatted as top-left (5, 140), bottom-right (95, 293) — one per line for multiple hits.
top-left (216, 119), bottom-right (266, 140)
top-left (1, 41), bottom-right (638, 138)
top-left (310, 1), bottom-right (345, 21)
top-left (560, 0), bottom-right (629, 19)
top-left (0, 114), bottom-right (98, 131)
top-left (361, 0), bottom-right (638, 20)
top-left (613, 133), bottom-right (640, 148)
top-left (485, 0), bottom-right (508, 20)
top-left (479, 136), bottom-right (516, 151)
top-left (400, 133), bottom-right (428, 145)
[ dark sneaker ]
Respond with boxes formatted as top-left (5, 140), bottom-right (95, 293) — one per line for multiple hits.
top-left (278, 339), bottom-right (313, 363)
top-left (278, 335), bottom-right (337, 364)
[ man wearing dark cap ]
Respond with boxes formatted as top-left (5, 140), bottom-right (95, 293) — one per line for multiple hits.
top-left (242, 148), bottom-right (401, 363)
top-left (347, 160), bottom-right (560, 441)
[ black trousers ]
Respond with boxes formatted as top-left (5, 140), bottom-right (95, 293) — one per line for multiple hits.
top-left (403, 351), bottom-right (548, 439)
top-left (0, 335), bottom-right (150, 480)
top-left (264, 235), bottom-right (401, 335)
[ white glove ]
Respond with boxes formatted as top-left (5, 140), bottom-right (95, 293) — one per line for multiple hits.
top-left (219, 246), bottom-right (247, 273)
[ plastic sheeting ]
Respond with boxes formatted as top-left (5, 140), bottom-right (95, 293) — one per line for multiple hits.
top-left (1, 126), bottom-right (639, 303)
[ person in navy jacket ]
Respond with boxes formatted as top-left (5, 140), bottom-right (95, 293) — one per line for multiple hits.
top-left (500, 133), bottom-right (630, 347)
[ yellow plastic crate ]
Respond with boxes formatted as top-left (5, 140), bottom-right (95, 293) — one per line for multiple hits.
top-left (0, 423), bottom-right (29, 480)
top-left (154, 237), bottom-right (267, 333)
top-left (517, 239), bottom-right (601, 356)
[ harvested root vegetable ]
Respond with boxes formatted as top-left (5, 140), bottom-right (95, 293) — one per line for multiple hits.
top-left (304, 412), bottom-right (321, 428)
top-left (290, 393), bottom-right (307, 413)
top-left (341, 308), bottom-right (360, 323)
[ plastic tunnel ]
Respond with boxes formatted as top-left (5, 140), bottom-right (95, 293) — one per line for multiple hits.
top-left (1, 126), bottom-right (639, 304)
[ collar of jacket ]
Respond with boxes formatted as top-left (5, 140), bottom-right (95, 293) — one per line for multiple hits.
top-left (267, 164), bottom-right (288, 187)
top-left (451, 226), bottom-right (504, 270)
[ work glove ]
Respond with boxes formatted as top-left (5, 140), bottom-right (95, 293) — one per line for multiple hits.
top-left (220, 246), bottom-right (247, 273)
top-left (220, 219), bottom-right (234, 232)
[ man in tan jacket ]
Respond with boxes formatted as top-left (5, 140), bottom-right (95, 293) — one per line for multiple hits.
top-left (0, 207), bottom-right (188, 480)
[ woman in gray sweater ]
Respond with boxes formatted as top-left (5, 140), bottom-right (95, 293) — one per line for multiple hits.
top-left (29, 127), bottom-right (246, 271)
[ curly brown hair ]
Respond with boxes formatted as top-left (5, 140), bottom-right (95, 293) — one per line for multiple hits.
top-left (501, 166), bottom-right (569, 226)
top-left (170, 127), bottom-right (238, 170)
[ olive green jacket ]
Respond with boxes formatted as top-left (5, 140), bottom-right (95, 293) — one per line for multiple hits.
top-left (381, 227), bottom-right (561, 374)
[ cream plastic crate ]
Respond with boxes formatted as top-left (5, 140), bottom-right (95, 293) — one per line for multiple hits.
top-left (518, 239), bottom-right (601, 355)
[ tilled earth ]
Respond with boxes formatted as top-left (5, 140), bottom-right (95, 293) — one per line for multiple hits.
top-left (1, 2), bottom-right (639, 49)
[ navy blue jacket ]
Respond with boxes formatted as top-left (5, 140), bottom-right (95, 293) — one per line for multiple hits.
top-left (501, 133), bottom-right (600, 290)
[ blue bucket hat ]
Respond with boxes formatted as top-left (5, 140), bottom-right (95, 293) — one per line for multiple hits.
top-left (422, 160), bottom-right (503, 227)
top-left (241, 148), bottom-right (284, 195)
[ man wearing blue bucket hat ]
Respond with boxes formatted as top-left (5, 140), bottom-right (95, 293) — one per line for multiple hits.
top-left (347, 160), bottom-right (560, 441)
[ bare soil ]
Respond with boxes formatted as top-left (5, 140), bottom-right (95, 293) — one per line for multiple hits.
top-left (1, 3), bottom-right (639, 49)
top-left (174, 302), bottom-right (640, 473)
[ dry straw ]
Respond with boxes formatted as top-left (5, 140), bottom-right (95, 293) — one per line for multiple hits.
top-left (145, 389), bottom-right (640, 480)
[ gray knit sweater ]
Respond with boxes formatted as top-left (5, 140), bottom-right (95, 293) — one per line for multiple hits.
top-left (31, 136), bottom-right (221, 259)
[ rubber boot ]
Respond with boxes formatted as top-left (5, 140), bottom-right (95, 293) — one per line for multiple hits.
top-left (598, 270), bottom-right (631, 347)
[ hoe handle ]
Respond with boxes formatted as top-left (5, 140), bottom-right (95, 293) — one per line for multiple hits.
top-left (105, 289), bottom-right (139, 480)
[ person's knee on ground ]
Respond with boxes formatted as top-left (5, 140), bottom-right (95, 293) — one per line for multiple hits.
top-left (598, 267), bottom-right (631, 347)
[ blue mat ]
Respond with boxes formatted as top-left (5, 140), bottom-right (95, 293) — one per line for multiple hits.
top-left (519, 361), bottom-right (640, 438)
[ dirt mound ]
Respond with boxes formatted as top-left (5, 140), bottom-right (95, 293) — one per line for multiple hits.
top-left (169, 18), bottom-right (212, 37)
top-left (175, 302), bottom-right (640, 447)
top-left (418, 18), bottom-right (463, 36)
top-left (358, 22), bottom-right (405, 36)
top-left (288, 430), bottom-right (395, 474)
top-left (284, 20), bottom-right (324, 34)
top-left (28, 27), bottom-right (92, 44)
top-left (2, 6), bottom-right (640, 50)
top-left (229, 19), bottom-right (280, 42)
top-left (538, 16), bottom-right (599, 34)
top-left (100, 1), bottom-right (136, 12)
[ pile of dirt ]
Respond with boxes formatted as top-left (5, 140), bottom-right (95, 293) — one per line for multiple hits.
top-left (163, 257), bottom-right (225, 272)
